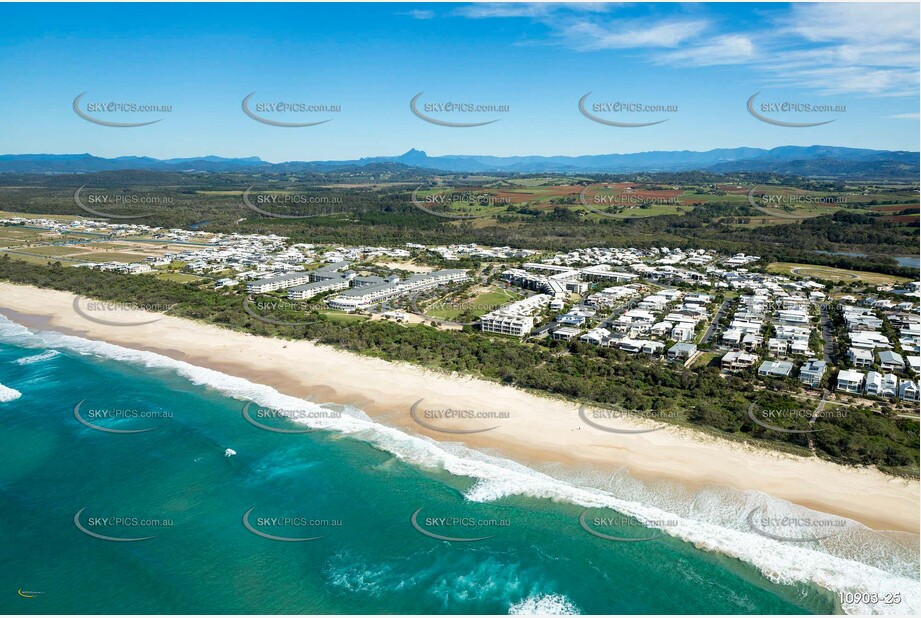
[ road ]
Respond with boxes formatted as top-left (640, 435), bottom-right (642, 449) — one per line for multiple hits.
top-left (530, 297), bottom-right (636, 338)
top-left (700, 298), bottom-right (730, 346)
top-left (818, 303), bottom-right (835, 364)
top-left (599, 299), bottom-right (638, 328)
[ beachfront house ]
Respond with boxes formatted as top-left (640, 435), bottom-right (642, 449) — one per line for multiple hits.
top-left (721, 349), bottom-right (758, 372)
top-left (865, 371), bottom-right (899, 398)
top-left (799, 359), bottom-right (827, 388)
top-left (667, 342), bottom-right (697, 361)
top-left (836, 369), bottom-right (865, 394)
top-left (551, 327), bottom-right (582, 341)
top-left (758, 360), bottom-right (794, 379)
top-left (899, 380), bottom-right (919, 402)
top-left (579, 328), bottom-right (611, 346)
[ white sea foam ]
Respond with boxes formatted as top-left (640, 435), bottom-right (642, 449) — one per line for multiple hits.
top-left (0, 381), bottom-right (22, 402)
top-left (509, 593), bottom-right (581, 615)
top-left (14, 349), bottom-right (60, 365)
top-left (0, 314), bottom-right (917, 615)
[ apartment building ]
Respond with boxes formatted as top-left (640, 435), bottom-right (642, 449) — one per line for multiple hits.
top-left (480, 294), bottom-right (552, 337)
top-left (327, 269), bottom-right (468, 311)
top-left (287, 278), bottom-right (351, 300)
top-left (247, 271), bottom-right (312, 293)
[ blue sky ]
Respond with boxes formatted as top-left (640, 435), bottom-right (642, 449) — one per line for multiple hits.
top-left (0, 2), bottom-right (918, 161)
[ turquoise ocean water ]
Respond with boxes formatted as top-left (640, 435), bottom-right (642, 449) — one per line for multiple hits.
top-left (0, 314), bottom-right (916, 615)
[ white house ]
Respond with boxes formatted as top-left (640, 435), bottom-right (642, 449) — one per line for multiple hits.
top-left (836, 369), bottom-right (865, 394)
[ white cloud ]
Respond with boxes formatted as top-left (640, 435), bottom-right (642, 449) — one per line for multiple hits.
top-left (454, 2), bottom-right (615, 19)
top-left (401, 9), bottom-right (435, 20)
top-left (785, 3), bottom-right (919, 44)
top-left (454, 3), bottom-right (556, 19)
top-left (556, 19), bottom-right (709, 51)
top-left (453, 1), bottom-right (919, 97)
top-left (657, 34), bottom-right (755, 66)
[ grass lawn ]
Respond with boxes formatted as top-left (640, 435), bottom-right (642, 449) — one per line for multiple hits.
top-left (321, 311), bottom-right (367, 322)
top-left (78, 251), bottom-right (150, 263)
top-left (692, 352), bottom-right (720, 368)
top-left (767, 262), bottom-right (912, 285)
top-left (426, 287), bottom-right (521, 320)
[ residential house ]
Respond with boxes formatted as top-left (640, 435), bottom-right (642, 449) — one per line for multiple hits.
top-left (848, 347), bottom-right (874, 369)
top-left (899, 380), bottom-right (919, 402)
top-left (722, 349), bottom-right (758, 372)
top-left (671, 323), bottom-right (695, 342)
top-left (877, 351), bottom-right (905, 372)
top-left (836, 369), bottom-right (865, 394)
top-left (799, 359), bottom-right (827, 388)
top-left (865, 371), bottom-right (899, 398)
top-left (667, 342), bottom-right (698, 361)
top-left (758, 360), bottom-right (794, 378)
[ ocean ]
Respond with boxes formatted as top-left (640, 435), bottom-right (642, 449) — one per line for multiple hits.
top-left (0, 314), bottom-right (916, 615)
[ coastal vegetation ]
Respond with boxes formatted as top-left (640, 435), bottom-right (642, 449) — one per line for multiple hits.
top-left (1, 255), bottom-right (916, 476)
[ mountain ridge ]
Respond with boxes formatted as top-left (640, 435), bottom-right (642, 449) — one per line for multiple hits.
top-left (0, 146), bottom-right (917, 177)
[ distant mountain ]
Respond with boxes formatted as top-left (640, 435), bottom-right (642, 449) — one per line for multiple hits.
top-left (0, 146), bottom-right (917, 177)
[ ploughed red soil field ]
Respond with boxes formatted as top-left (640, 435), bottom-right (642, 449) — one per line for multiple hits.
top-left (879, 214), bottom-right (918, 223)
top-left (870, 204), bottom-right (920, 213)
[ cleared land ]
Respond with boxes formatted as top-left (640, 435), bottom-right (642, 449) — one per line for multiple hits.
top-left (767, 262), bottom-right (913, 285)
top-left (425, 286), bottom-right (522, 320)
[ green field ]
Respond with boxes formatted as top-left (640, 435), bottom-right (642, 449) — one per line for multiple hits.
top-left (79, 251), bottom-right (149, 263)
top-left (321, 311), bottom-right (367, 322)
top-left (0, 228), bottom-right (47, 246)
top-left (767, 262), bottom-right (912, 285)
top-left (426, 287), bottom-right (521, 320)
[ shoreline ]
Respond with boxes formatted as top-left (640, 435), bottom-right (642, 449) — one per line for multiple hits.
top-left (0, 282), bottom-right (918, 534)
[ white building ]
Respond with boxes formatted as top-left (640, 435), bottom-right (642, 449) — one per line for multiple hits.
top-left (836, 369), bottom-right (865, 394)
top-left (480, 294), bottom-right (552, 337)
top-left (327, 269), bottom-right (468, 311)
top-left (246, 271), bottom-right (312, 293)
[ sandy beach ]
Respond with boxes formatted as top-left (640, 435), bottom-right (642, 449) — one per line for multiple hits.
top-left (1, 282), bottom-right (918, 533)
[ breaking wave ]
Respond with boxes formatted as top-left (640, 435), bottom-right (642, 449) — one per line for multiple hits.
top-left (0, 381), bottom-right (22, 402)
top-left (0, 314), bottom-right (917, 615)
